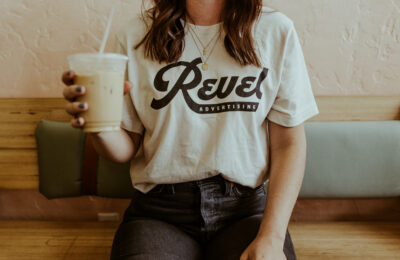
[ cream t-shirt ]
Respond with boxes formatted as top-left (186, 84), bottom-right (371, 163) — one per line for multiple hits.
top-left (114, 6), bottom-right (319, 194)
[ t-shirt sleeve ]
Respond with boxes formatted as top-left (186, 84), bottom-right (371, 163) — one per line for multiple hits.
top-left (266, 22), bottom-right (319, 127)
top-left (114, 33), bottom-right (145, 135)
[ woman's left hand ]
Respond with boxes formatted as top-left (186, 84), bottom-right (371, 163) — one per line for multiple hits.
top-left (240, 235), bottom-right (286, 260)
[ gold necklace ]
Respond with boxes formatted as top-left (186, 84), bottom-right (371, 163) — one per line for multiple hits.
top-left (188, 24), bottom-right (221, 56)
top-left (186, 16), bottom-right (222, 55)
top-left (187, 24), bottom-right (221, 70)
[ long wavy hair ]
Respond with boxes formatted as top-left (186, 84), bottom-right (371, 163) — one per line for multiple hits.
top-left (134, 0), bottom-right (264, 67)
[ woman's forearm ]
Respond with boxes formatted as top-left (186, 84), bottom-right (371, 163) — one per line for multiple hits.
top-left (257, 141), bottom-right (306, 244)
top-left (88, 128), bottom-right (137, 164)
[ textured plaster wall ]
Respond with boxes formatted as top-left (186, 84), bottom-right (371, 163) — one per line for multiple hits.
top-left (0, 0), bottom-right (399, 97)
top-left (268, 0), bottom-right (400, 95)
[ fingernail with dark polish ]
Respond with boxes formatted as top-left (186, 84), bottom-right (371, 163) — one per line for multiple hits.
top-left (76, 86), bottom-right (82, 92)
top-left (76, 118), bottom-right (80, 124)
top-left (79, 103), bottom-right (85, 109)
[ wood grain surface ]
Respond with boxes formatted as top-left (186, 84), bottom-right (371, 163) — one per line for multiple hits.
top-left (0, 221), bottom-right (399, 260)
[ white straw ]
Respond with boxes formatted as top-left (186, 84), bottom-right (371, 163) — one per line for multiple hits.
top-left (99, 5), bottom-right (116, 54)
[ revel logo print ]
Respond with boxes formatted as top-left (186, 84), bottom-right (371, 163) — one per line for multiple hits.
top-left (151, 57), bottom-right (269, 114)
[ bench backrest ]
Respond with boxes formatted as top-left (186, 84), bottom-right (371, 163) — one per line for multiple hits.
top-left (0, 96), bottom-right (399, 191)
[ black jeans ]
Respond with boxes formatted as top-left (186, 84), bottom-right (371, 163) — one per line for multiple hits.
top-left (110, 174), bottom-right (296, 259)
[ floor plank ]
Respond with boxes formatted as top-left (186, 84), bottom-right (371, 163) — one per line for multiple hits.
top-left (0, 221), bottom-right (117, 260)
top-left (0, 221), bottom-right (399, 259)
top-left (289, 222), bottom-right (400, 260)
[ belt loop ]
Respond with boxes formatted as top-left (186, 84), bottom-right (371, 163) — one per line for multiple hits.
top-left (171, 184), bottom-right (175, 195)
top-left (224, 180), bottom-right (232, 195)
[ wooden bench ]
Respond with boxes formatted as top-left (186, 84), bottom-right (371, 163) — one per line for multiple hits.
top-left (1, 96), bottom-right (400, 259)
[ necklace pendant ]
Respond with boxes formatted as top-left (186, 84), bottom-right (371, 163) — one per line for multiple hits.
top-left (203, 49), bottom-right (207, 55)
top-left (202, 63), bottom-right (208, 70)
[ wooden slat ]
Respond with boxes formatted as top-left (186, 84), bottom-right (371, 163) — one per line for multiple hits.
top-left (0, 98), bottom-right (69, 189)
top-left (0, 98), bottom-right (69, 122)
top-left (0, 150), bottom-right (38, 189)
top-left (311, 96), bottom-right (400, 122)
top-left (0, 176), bottom-right (38, 189)
top-left (0, 221), bottom-right (399, 259)
top-left (0, 96), bottom-right (399, 189)
top-left (0, 98), bottom-right (69, 150)
top-left (0, 122), bottom-right (42, 149)
top-left (0, 149), bottom-right (37, 166)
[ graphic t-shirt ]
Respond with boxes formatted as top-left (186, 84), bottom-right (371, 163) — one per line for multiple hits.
top-left (114, 6), bottom-right (319, 194)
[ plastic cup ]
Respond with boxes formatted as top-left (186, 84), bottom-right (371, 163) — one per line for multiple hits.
top-left (67, 53), bottom-right (129, 132)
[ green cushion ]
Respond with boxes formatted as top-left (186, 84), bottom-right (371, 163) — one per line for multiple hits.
top-left (35, 119), bottom-right (400, 199)
top-left (35, 120), bottom-right (85, 198)
top-left (298, 120), bottom-right (400, 198)
top-left (35, 119), bottom-right (135, 199)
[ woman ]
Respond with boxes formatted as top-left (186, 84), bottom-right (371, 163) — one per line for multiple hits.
top-left (62, 0), bottom-right (319, 259)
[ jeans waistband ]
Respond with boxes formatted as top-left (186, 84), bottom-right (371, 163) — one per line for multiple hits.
top-left (161, 174), bottom-right (233, 195)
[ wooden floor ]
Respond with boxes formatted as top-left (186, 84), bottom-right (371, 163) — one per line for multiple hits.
top-left (0, 221), bottom-right (399, 260)
top-left (289, 222), bottom-right (400, 260)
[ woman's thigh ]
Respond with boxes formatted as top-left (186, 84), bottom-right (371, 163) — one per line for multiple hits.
top-left (204, 214), bottom-right (297, 260)
top-left (110, 217), bottom-right (203, 260)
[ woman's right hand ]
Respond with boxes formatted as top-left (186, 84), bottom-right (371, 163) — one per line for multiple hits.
top-left (61, 70), bottom-right (133, 129)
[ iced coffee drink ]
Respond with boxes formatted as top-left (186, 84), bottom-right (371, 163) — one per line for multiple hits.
top-left (67, 53), bottom-right (128, 132)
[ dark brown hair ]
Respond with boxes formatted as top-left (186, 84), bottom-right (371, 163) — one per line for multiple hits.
top-left (134, 0), bottom-right (263, 67)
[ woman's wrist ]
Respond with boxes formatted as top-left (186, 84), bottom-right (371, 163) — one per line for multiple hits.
top-left (257, 229), bottom-right (286, 245)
